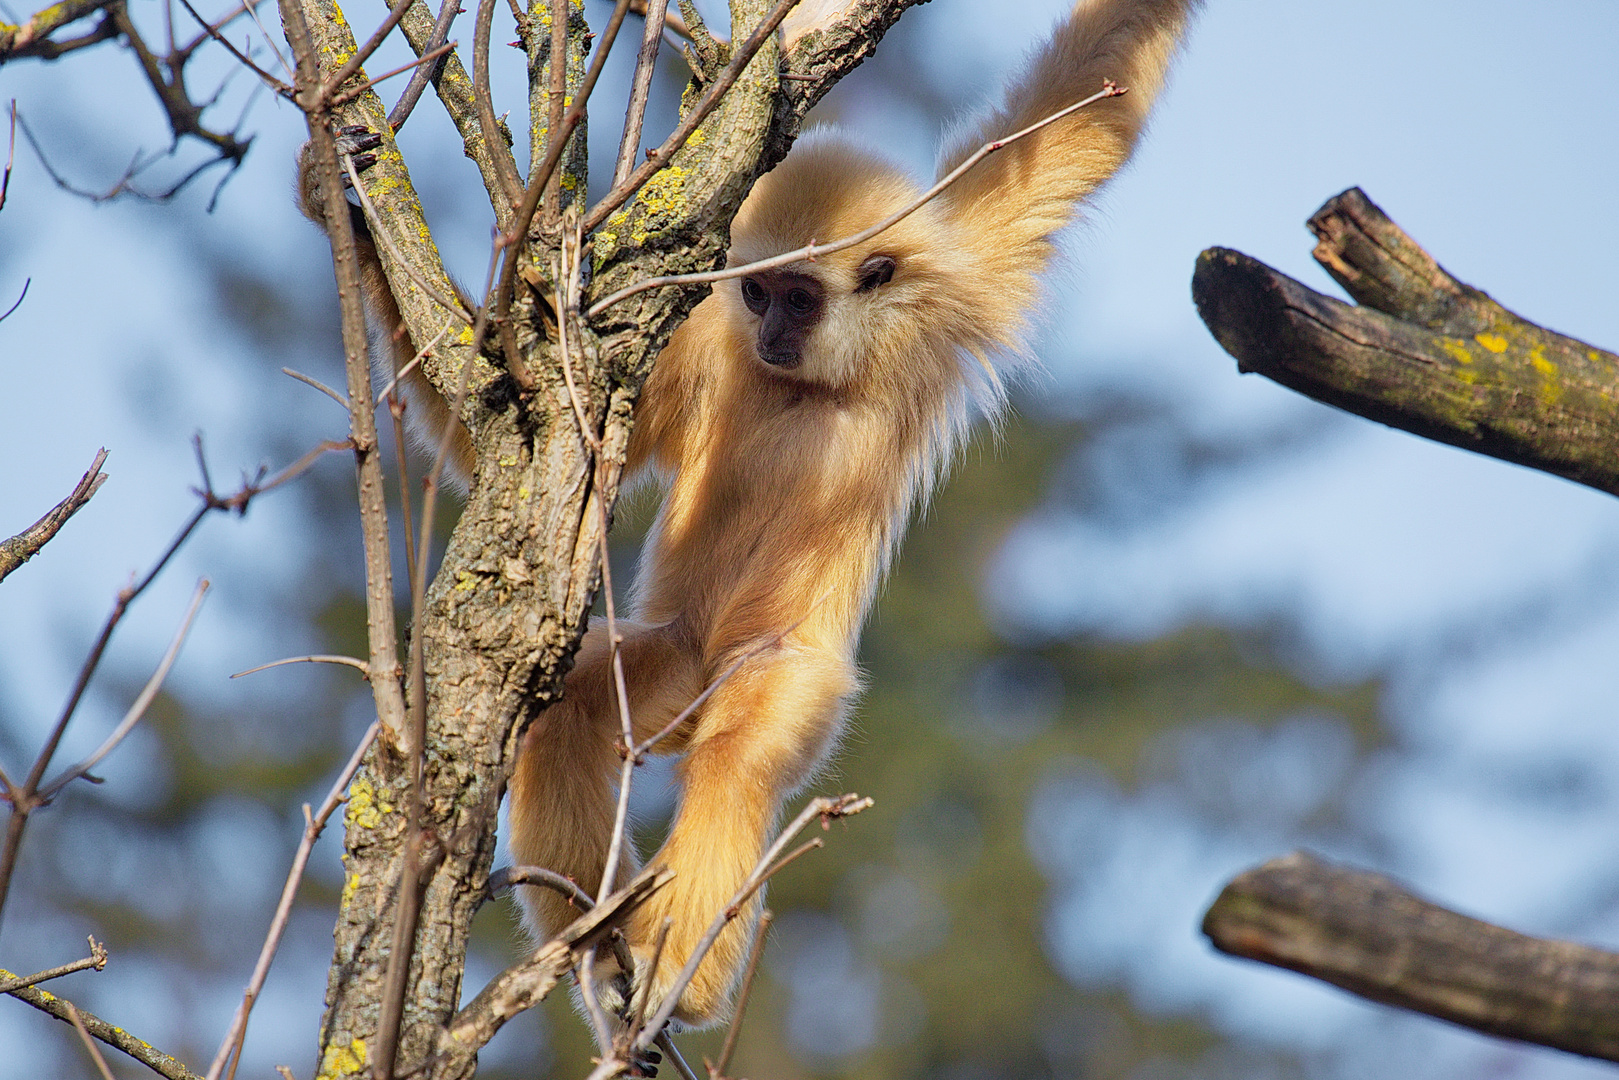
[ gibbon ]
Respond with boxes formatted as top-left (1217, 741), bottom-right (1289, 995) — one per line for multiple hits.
top-left (302, 0), bottom-right (1196, 1029)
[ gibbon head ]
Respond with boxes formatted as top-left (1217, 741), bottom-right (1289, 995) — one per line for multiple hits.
top-left (725, 134), bottom-right (957, 392)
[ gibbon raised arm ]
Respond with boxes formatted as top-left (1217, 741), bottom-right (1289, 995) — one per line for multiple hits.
top-left (302, 0), bottom-right (1197, 1030)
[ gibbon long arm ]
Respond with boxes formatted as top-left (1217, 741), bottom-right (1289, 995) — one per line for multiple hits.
top-left (301, 0), bottom-right (1197, 1032)
top-left (509, 0), bottom-right (1198, 1027)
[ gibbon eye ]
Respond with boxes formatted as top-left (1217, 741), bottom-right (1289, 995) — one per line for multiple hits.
top-left (740, 277), bottom-right (769, 313)
top-left (785, 288), bottom-right (817, 316)
top-left (855, 254), bottom-right (896, 293)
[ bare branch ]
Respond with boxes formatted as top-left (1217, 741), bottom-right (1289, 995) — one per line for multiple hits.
top-left (282, 4), bottom-right (409, 743)
top-left (330, 38), bottom-right (457, 108)
top-left (1205, 852), bottom-right (1619, 1063)
top-left (1194, 188), bottom-right (1619, 498)
top-left (0, 447), bottom-right (108, 585)
top-left (323, 0), bottom-right (417, 100)
top-left (385, 0), bottom-right (457, 130)
top-left (1, 971), bottom-right (203, 1080)
top-left (229, 654), bottom-right (371, 679)
top-left (615, 0), bottom-right (668, 186)
top-left (707, 908), bottom-right (770, 1080)
top-left (0, 936), bottom-right (108, 993)
top-left (280, 366), bottom-right (350, 408)
top-left (38, 578), bottom-right (209, 800)
top-left (635, 794), bottom-right (871, 1050)
top-left (67, 1003), bottom-right (120, 1080)
top-left (471, 0), bottom-right (524, 209)
top-left (486, 865), bottom-right (596, 912)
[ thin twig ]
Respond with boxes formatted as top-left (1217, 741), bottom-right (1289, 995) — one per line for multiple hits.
top-left (635, 794), bottom-right (870, 1050)
top-left (472, 0), bottom-right (524, 209)
top-left (658, 1031), bottom-right (700, 1080)
top-left (331, 38), bottom-right (457, 108)
top-left (0, 972), bottom-right (203, 1080)
top-left (229, 654), bottom-right (371, 679)
top-left (636, 612), bottom-right (811, 758)
top-left (38, 579), bottom-right (209, 801)
top-left (707, 909), bottom-right (770, 1080)
top-left (0, 447), bottom-right (108, 586)
top-left (487, 865), bottom-right (596, 912)
top-left (1, 99), bottom-right (17, 213)
top-left (614, 0), bottom-right (667, 185)
top-left (0, 277), bottom-right (27, 322)
top-left (588, 81), bottom-right (1125, 315)
top-left (386, 0), bottom-right (459, 130)
top-left (584, 0), bottom-right (802, 233)
top-left (67, 1003), bottom-right (119, 1080)
top-left (0, 937), bottom-right (108, 993)
top-left (577, 950), bottom-right (615, 1051)
top-left (281, 366), bottom-right (349, 408)
top-left (285, 0), bottom-right (411, 750)
top-left (371, 238), bottom-right (501, 1080)
top-left (204, 722), bottom-right (380, 1080)
top-left (344, 157), bottom-right (473, 321)
top-left (322, 0), bottom-right (416, 99)
top-left (175, 0), bottom-right (291, 93)
top-left (488, 0), bottom-right (631, 379)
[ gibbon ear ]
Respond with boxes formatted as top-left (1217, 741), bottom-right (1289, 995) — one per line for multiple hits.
top-left (855, 254), bottom-right (896, 293)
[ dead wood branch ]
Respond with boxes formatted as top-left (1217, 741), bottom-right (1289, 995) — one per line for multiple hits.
top-left (1194, 187), bottom-right (1619, 496)
top-left (1204, 852), bottom-right (1619, 1062)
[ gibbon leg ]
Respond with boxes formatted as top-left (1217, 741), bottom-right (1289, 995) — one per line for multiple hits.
top-left (624, 647), bottom-right (855, 1024)
top-left (507, 621), bottom-right (704, 938)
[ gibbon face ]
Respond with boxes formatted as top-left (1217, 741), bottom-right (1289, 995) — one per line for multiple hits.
top-left (737, 253), bottom-right (895, 371)
top-left (723, 134), bottom-right (959, 393)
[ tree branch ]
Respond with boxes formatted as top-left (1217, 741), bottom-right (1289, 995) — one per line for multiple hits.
top-left (1205, 852), bottom-right (1619, 1063)
top-left (1193, 188), bottom-right (1619, 496)
top-left (1, 970), bottom-right (203, 1080)
top-left (0, 447), bottom-right (107, 585)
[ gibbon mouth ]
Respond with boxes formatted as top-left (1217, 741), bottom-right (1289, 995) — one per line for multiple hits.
top-left (758, 349), bottom-right (802, 369)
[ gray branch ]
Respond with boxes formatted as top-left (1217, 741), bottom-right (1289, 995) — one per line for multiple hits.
top-left (1204, 852), bottom-right (1619, 1062)
top-left (1193, 188), bottom-right (1619, 497)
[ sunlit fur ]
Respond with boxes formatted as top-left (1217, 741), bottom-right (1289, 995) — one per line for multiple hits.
top-left (306, 0), bottom-right (1198, 1030)
top-left (508, 0), bottom-right (1198, 1027)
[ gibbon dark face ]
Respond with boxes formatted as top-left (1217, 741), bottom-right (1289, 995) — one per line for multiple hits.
top-left (739, 269), bottom-right (825, 368)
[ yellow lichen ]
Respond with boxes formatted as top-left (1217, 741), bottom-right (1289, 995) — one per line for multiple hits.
top-left (498, 453), bottom-right (519, 467)
top-left (1474, 332), bottom-right (1509, 353)
top-left (1439, 338), bottom-right (1473, 365)
top-left (1529, 344), bottom-right (1556, 377)
top-left (340, 871), bottom-right (360, 911)
top-left (455, 570), bottom-right (478, 592)
top-left (346, 777), bottom-right (391, 830)
top-left (316, 1038), bottom-right (369, 1080)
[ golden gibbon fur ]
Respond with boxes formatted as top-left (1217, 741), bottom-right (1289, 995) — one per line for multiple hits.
top-left (303, 0), bottom-right (1197, 1028)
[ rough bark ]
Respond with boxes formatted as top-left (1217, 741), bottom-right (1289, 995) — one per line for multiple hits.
top-left (1204, 852), bottom-right (1619, 1062)
top-left (1193, 188), bottom-right (1619, 497)
top-left (288, 2), bottom-right (924, 1077)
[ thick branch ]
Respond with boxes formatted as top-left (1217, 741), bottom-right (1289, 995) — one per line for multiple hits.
top-left (1193, 193), bottom-right (1619, 496)
top-left (1204, 852), bottom-right (1619, 1063)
